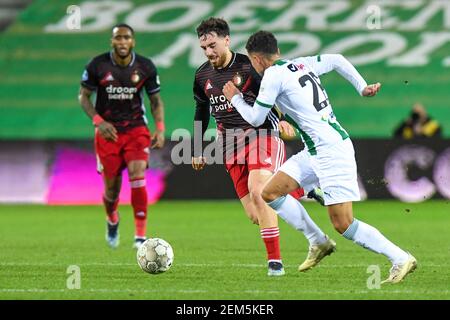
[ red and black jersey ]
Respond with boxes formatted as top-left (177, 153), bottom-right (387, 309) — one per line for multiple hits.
top-left (193, 52), bottom-right (280, 156)
top-left (81, 51), bottom-right (160, 132)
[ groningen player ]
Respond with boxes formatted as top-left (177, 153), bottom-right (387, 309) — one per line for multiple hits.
top-left (192, 18), bottom-right (334, 276)
top-left (223, 31), bottom-right (417, 284)
top-left (78, 24), bottom-right (165, 249)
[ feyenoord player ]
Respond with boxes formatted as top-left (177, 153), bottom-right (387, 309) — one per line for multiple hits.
top-left (79, 24), bottom-right (165, 249)
top-left (223, 30), bottom-right (416, 283)
top-left (192, 18), bottom-right (335, 276)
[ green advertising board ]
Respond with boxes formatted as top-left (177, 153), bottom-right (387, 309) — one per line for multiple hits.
top-left (0, 0), bottom-right (449, 139)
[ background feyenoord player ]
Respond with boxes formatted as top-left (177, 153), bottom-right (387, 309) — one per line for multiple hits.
top-left (78, 23), bottom-right (165, 249)
top-left (192, 18), bottom-right (330, 276)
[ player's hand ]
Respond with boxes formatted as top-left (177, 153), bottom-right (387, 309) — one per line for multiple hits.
top-left (192, 156), bottom-right (206, 171)
top-left (97, 121), bottom-right (118, 142)
top-left (362, 82), bottom-right (381, 97)
top-left (279, 120), bottom-right (297, 140)
top-left (222, 81), bottom-right (241, 102)
top-left (151, 130), bottom-right (165, 149)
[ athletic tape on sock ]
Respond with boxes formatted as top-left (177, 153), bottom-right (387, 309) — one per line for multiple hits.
top-left (267, 196), bottom-right (287, 211)
top-left (342, 219), bottom-right (360, 240)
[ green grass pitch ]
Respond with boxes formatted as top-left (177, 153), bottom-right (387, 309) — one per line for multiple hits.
top-left (0, 200), bottom-right (448, 300)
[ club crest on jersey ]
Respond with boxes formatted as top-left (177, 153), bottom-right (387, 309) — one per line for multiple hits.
top-left (131, 71), bottom-right (140, 84)
top-left (232, 72), bottom-right (243, 87)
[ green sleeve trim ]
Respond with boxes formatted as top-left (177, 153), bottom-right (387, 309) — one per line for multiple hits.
top-left (256, 100), bottom-right (273, 108)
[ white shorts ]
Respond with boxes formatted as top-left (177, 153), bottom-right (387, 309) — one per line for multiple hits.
top-left (279, 139), bottom-right (360, 205)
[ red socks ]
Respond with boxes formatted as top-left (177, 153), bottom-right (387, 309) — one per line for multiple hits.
top-left (130, 177), bottom-right (148, 238)
top-left (102, 195), bottom-right (119, 224)
top-left (289, 188), bottom-right (305, 200)
top-left (260, 227), bottom-right (281, 261)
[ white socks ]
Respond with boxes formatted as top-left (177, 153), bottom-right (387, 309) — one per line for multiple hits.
top-left (342, 219), bottom-right (409, 265)
top-left (267, 195), bottom-right (327, 246)
top-left (266, 195), bottom-right (409, 265)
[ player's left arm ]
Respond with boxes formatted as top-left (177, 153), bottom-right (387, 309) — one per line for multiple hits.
top-left (149, 92), bottom-right (165, 149)
top-left (144, 60), bottom-right (165, 149)
top-left (300, 54), bottom-right (381, 97)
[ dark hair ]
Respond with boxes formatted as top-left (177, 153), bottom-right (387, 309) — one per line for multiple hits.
top-left (112, 23), bottom-right (134, 36)
top-left (246, 31), bottom-right (278, 56)
top-left (196, 17), bottom-right (229, 38)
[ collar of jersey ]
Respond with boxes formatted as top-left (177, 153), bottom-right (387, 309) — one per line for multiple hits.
top-left (110, 51), bottom-right (136, 67)
top-left (216, 51), bottom-right (236, 71)
top-left (273, 59), bottom-right (287, 66)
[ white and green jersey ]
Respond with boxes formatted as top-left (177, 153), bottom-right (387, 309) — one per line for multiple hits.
top-left (230, 54), bottom-right (368, 155)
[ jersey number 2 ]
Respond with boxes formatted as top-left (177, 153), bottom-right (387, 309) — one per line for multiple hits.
top-left (298, 72), bottom-right (329, 112)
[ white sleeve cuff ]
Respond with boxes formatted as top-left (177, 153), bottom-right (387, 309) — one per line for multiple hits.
top-left (231, 94), bottom-right (244, 106)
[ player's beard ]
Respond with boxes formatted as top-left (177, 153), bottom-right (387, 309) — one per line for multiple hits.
top-left (209, 53), bottom-right (227, 69)
top-left (115, 47), bottom-right (132, 59)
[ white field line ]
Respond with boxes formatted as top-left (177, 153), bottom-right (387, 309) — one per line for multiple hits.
top-left (0, 288), bottom-right (449, 295)
top-left (0, 262), bottom-right (447, 268)
top-left (0, 288), bottom-right (208, 294)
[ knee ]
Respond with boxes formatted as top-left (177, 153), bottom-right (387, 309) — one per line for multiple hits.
top-left (105, 188), bottom-right (120, 200)
top-left (261, 188), bottom-right (279, 203)
top-left (249, 189), bottom-right (264, 206)
top-left (128, 171), bottom-right (145, 181)
top-left (330, 217), bottom-right (353, 234)
top-left (127, 163), bottom-right (146, 181)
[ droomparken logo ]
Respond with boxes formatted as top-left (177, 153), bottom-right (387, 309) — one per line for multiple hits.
top-left (106, 85), bottom-right (138, 100)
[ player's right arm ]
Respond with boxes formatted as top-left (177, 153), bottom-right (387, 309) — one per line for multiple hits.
top-left (299, 54), bottom-right (381, 97)
top-left (79, 62), bottom-right (117, 142)
top-left (78, 86), bottom-right (118, 142)
top-left (192, 77), bottom-right (210, 170)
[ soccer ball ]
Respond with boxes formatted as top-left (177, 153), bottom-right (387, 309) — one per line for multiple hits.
top-left (136, 238), bottom-right (174, 274)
